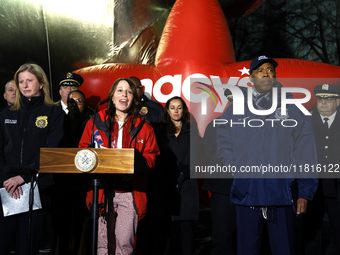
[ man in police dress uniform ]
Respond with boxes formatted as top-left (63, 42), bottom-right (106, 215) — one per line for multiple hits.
top-left (58, 72), bottom-right (84, 114)
top-left (303, 84), bottom-right (340, 255)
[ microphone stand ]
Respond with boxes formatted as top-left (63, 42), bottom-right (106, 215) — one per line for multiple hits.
top-left (88, 97), bottom-right (109, 148)
top-left (88, 97), bottom-right (109, 255)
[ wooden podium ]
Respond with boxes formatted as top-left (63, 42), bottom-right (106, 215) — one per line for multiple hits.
top-left (40, 148), bottom-right (134, 255)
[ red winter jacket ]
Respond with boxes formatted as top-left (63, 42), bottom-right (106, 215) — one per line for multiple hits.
top-left (79, 109), bottom-right (159, 221)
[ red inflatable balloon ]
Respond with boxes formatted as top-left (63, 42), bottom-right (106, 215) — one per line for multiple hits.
top-left (76, 0), bottom-right (340, 136)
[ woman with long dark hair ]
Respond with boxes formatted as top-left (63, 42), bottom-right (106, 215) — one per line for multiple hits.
top-left (79, 78), bottom-right (159, 255)
top-left (157, 96), bottom-right (199, 255)
top-left (0, 63), bottom-right (64, 254)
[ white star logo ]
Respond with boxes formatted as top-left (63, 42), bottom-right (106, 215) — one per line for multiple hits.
top-left (238, 67), bottom-right (249, 76)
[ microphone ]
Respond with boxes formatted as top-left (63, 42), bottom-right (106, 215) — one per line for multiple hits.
top-left (88, 97), bottom-right (110, 148)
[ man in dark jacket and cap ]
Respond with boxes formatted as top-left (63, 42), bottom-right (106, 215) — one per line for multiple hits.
top-left (217, 55), bottom-right (318, 255)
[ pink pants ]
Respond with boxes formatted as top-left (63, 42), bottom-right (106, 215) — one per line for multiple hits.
top-left (97, 192), bottom-right (138, 255)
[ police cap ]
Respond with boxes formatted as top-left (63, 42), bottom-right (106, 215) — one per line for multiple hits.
top-left (58, 72), bottom-right (83, 87)
top-left (249, 55), bottom-right (278, 75)
top-left (314, 84), bottom-right (340, 98)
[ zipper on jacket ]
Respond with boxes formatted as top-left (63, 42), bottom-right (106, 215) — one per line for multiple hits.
top-left (20, 127), bottom-right (25, 164)
top-left (20, 103), bottom-right (30, 165)
top-left (129, 119), bottom-right (144, 148)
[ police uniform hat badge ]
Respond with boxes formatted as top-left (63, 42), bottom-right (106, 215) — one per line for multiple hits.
top-left (314, 84), bottom-right (340, 98)
top-left (140, 106), bottom-right (148, 115)
top-left (58, 72), bottom-right (84, 87)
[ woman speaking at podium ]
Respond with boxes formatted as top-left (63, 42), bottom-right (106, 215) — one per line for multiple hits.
top-left (0, 63), bottom-right (64, 254)
top-left (79, 77), bottom-right (159, 255)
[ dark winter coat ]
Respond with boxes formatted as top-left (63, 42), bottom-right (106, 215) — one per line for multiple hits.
top-left (217, 87), bottom-right (318, 207)
top-left (140, 95), bottom-right (164, 128)
top-left (59, 106), bottom-right (93, 148)
top-left (158, 122), bottom-right (199, 221)
top-left (0, 94), bottom-right (64, 189)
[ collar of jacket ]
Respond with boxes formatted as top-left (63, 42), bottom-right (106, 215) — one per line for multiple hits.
top-left (79, 107), bottom-right (94, 122)
top-left (313, 109), bottom-right (340, 129)
top-left (181, 122), bottom-right (190, 133)
top-left (93, 109), bottom-right (145, 144)
top-left (141, 94), bottom-right (148, 102)
top-left (166, 121), bottom-right (190, 139)
top-left (20, 94), bottom-right (44, 109)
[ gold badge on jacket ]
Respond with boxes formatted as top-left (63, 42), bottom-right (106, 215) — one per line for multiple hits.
top-left (35, 116), bottom-right (48, 128)
top-left (140, 106), bottom-right (148, 115)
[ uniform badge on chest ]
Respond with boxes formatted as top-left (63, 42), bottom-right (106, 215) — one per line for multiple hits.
top-left (140, 106), bottom-right (148, 115)
top-left (35, 116), bottom-right (48, 128)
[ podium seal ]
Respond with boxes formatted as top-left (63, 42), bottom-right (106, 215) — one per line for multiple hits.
top-left (74, 149), bottom-right (98, 172)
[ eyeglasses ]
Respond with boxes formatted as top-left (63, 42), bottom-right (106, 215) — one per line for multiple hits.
top-left (69, 98), bottom-right (85, 104)
top-left (135, 85), bottom-right (143, 89)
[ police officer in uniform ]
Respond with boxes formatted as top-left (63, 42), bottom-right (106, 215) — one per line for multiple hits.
top-left (303, 84), bottom-right (340, 254)
top-left (129, 76), bottom-right (163, 128)
top-left (58, 72), bottom-right (84, 114)
top-left (128, 77), bottom-right (163, 254)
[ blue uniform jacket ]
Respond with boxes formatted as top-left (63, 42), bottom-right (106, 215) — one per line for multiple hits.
top-left (217, 87), bottom-right (318, 207)
top-left (0, 95), bottom-right (64, 189)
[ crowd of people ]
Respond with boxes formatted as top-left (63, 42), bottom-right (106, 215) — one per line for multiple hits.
top-left (0, 57), bottom-right (339, 255)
